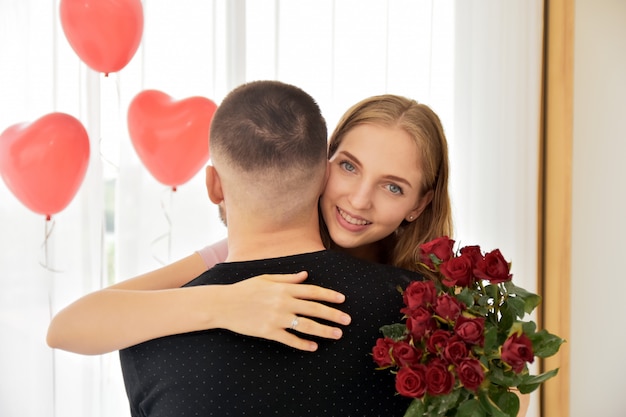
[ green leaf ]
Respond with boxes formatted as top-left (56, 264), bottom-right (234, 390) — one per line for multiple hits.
top-left (487, 364), bottom-right (522, 387)
top-left (379, 323), bottom-right (407, 341)
top-left (517, 369), bottom-right (559, 394)
top-left (521, 321), bottom-right (537, 334)
top-left (528, 329), bottom-right (565, 358)
top-left (456, 397), bottom-right (487, 417)
top-left (522, 294), bottom-right (541, 314)
top-left (504, 297), bottom-right (526, 320)
top-left (477, 391), bottom-right (510, 417)
top-left (484, 284), bottom-right (500, 301)
top-left (504, 282), bottom-right (542, 314)
top-left (427, 389), bottom-right (462, 415)
top-left (403, 398), bottom-right (425, 417)
top-left (457, 287), bottom-right (475, 308)
top-left (498, 302), bottom-right (516, 332)
top-left (482, 324), bottom-right (499, 354)
top-left (491, 389), bottom-right (520, 417)
top-left (478, 294), bottom-right (491, 307)
top-left (469, 304), bottom-right (490, 318)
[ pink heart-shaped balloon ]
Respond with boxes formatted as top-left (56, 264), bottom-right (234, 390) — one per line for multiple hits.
top-left (127, 90), bottom-right (217, 189)
top-left (0, 113), bottom-right (90, 218)
top-left (59, 0), bottom-right (144, 75)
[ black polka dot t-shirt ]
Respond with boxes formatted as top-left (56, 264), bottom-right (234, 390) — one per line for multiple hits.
top-left (119, 250), bottom-right (421, 416)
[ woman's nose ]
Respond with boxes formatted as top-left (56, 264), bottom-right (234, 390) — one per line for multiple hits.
top-left (347, 182), bottom-right (373, 210)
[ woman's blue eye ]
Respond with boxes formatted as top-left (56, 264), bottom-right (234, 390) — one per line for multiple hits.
top-left (388, 184), bottom-right (403, 195)
top-left (340, 161), bottom-right (356, 172)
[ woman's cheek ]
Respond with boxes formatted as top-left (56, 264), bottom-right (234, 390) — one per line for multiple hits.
top-left (377, 197), bottom-right (408, 230)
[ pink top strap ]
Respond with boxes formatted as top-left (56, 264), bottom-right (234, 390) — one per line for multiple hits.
top-left (196, 238), bottom-right (228, 269)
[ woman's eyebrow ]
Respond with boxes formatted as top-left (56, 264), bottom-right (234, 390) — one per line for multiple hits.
top-left (340, 150), bottom-right (413, 189)
top-left (385, 174), bottom-right (413, 188)
top-left (338, 150), bottom-right (362, 167)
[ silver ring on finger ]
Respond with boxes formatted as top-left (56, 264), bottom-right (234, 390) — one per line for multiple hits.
top-left (289, 316), bottom-right (299, 331)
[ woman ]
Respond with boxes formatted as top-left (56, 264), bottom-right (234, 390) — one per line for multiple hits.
top-left (321, 94), bottom-right (450, 270)
top-left (46, 94), bottom-right (452, 355)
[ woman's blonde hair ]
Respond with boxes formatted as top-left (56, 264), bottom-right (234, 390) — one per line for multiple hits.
top-left (325, 94), bottom-right (453, 275)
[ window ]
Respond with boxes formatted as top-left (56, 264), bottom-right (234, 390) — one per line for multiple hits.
top-left (0, 2), bottom-right (543, 416)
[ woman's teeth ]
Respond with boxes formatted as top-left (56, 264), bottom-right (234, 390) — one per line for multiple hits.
top-left (339, 208), bottom-right (371, 225)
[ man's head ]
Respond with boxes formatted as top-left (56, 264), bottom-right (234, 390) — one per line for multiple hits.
top-left (206, 80), bottom-right (328, 227)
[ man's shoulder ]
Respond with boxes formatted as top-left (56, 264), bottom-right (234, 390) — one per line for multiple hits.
top-left (184, 249), bottom-right (424, 287)
top-left (322, 250), bottom-right (424, 281)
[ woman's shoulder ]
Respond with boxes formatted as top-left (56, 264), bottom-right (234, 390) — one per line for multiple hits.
top-left (196, 238), bottom-right (228, 269)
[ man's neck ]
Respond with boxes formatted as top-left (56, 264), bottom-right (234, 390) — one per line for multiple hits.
top-left (225, 227), bottom-right (326, 262)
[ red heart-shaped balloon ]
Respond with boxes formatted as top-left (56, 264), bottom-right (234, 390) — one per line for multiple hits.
top-left (59, 0), bottom-right (144, 75)
top-left (0, 113), bottom-right (90, 219)
top-left (127, 90), bottom-right (217, 189)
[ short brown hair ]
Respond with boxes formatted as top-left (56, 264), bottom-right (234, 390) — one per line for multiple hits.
top-left (210, 80), bottom-right (327, 174)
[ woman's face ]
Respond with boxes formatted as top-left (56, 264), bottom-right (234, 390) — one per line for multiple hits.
top-left (320, 123), bottom-right (429, 250)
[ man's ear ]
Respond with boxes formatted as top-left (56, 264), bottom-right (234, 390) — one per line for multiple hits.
top-left (205, 165), bottom-right (224, 204)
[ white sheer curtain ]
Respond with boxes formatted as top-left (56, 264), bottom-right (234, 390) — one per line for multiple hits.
top-left (452, 3), bottom-right (544, 414)
top-left (0, 1), bottom-right (543, 416)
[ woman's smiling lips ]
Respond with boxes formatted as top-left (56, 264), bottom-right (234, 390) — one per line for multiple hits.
top-left (336, 207), bottom-right (371, 232)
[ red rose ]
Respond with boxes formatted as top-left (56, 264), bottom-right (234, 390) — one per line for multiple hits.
top-left (501, 333), bottom-right (534, 373)
top-left (392, 340), bottom-right (422, 368)
top-left (372, 337), bottom-right (395, 368)
top-left (419, 236), bottom-right (455, 269)
top-left (434, 293), bottom-right (465, 322)
top-left (457, 358), bottom-right (484, 391)
top-left (402, 280), bottom-right (437, 309)
top-left (426, 329), bottom-right (451, 355)
top-left (443, 336), bottom-right (469, 365)
top-left (425, 359), bottom-right (454, 396)
top-left (406, 306), bottom-right (436, 340)
top-left (474, 249), bottom-right (512, 284)
top-left (460, 245), bottom-right (483, 264)
top-left (395, 365), bottom-right (427, 398)
top-left (439, 253), bottom-right (474, 287)
top-left (454, 316), bottom-right (485, 346)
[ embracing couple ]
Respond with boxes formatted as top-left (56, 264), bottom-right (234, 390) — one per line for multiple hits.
top-left (48, 80), bottom-right (452, 416)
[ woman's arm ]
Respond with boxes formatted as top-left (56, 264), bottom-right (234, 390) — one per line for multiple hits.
top-left (47, 253), bottom-right (349, 355)
top-left (110, 252), bottom-right (209, 291)
top-left (46, 253), bottom-right (208, 353)
top-left (47, 241), bottom-right (224, 352)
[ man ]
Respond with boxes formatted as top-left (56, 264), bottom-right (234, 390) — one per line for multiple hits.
top-left (119, 80), bottom-right (418, 416)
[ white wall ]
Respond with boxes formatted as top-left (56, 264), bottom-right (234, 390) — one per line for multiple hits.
top-left (570, 1), bottom-right (626, 416)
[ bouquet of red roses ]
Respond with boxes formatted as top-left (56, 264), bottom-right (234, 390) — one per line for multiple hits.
top-left (372, 236), bottom-right (564, 417)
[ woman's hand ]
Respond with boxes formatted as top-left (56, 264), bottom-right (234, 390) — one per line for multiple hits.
top-left (210, 271), bottom-right (351, 351)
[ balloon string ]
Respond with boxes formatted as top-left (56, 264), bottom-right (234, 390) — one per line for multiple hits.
top-left (39, 217), bottom-right (58, 415)
top-left (98, 74), bottom-right (121, 174)
top-left (150, 187), bottom-right (174, 265)
top-left (39, 217), bottom-right (63, 273)
top-left (40, 216), bottom-right (59, 416)
top-left (98, 136), bottom-right (119, 173)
